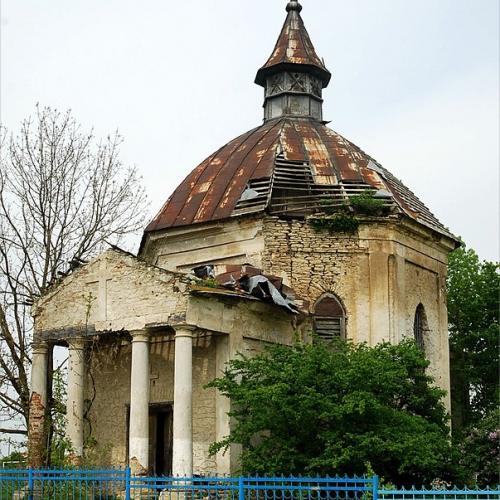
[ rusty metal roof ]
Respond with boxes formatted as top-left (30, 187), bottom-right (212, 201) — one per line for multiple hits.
top-left (145, 117), bottom-right (456, 240)
top-left (255, 0), bottom-right (331, 87)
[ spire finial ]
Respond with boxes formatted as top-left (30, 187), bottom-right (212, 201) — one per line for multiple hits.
top-left (286, 0), bottom-right (302, 13)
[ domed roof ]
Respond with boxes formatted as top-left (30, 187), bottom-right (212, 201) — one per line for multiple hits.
top-left (145, 117), bottom-right (454, 239)
top-left (144, 2), bottom-right (456, 243)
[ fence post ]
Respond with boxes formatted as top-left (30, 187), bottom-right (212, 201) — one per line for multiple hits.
top-left (125, 466), bottom-right (131, 500)
top-left (27, 468), bottom-right (34, 500)
top-left (238, 476), bottom-right (245, 500)
top-left (372, 475), bottom-right (379, 500)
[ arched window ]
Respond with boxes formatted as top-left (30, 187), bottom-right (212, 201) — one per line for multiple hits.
top-left (314, 294), bottom-right (346, 341)
top-left (413, 304), bottom-right (427, 350)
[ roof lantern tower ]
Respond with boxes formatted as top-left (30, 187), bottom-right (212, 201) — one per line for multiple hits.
top-left (255, 0), bottom-right (331, 121)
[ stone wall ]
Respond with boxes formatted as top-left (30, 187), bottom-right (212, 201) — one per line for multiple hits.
top-left (261, 216), bottom-right (453, 409)
top-left (261, 217), bottom-right (365, 340)
top-left (85, 340), bottom-right (132, 467)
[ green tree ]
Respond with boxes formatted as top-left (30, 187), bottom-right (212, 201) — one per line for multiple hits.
top-left (447, 246), bottom-right (499, 433)
top-left (208, 340), bottom-right (459, 486)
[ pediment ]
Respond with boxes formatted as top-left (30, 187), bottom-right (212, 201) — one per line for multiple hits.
top-left (33, 249), bottom-right (189, 338)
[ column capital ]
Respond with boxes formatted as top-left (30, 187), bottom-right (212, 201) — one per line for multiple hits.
top-left (67, 337), bottom-right (87, 350)
top-left (172, 324), bottom-right (196, 338)
top-left (130, 330), bottom-right (149, 343)
top-left (31, 341), bottom-right (49, 354)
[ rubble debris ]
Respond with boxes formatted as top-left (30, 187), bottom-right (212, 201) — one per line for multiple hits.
top-left (192, 263), bottom-right (299, 314)
top-left (192, 265), bottom-right (215, 280)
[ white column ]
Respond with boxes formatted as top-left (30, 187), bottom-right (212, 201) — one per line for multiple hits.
top-left (172, 325), bottom-right (194, 477)
top-left (31, 342), bottom-right (49, 407)
top-left (129, 330), bottom-right (150, 474)
top-left (28, 342), bottom-right (49, 467)
top-left (66, 338), bottom-right (86, 464)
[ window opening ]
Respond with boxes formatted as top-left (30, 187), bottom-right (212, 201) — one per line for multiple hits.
top-left (314, 294), bottom-right (346, 341)
top-left (413, 304), bottom-right (426, 351)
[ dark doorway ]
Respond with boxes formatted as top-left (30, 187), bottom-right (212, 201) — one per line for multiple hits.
top-left (149, 404), bottom-right (173, 476)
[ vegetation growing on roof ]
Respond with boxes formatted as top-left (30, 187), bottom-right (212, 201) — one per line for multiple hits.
top-left (309, 199), bottom-right (359, 233)
top-left (308, 212), bottom-right (360, 234)
top-left (308, 190), bottom-right (394, 234)
top-left (195, 278), bottom-right (220, 289)
top-left (349, 190), bottom-right (389, 215)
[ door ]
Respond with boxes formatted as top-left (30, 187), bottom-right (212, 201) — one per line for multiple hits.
top-left (148, 404), bottom-right (173, 476)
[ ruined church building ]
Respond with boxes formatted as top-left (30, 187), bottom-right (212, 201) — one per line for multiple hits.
top-left (28, 1), bottom-right (459, 476)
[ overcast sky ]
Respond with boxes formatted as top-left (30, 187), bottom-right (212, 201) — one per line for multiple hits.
top-left (1, 0), bottom-right (498, 261)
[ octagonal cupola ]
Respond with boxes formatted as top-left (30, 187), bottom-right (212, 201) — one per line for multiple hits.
top-left (255, 0), bottom-right (331, 121)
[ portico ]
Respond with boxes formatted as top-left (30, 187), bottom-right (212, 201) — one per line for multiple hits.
top-left (28, 248), bottom-right (299, 474)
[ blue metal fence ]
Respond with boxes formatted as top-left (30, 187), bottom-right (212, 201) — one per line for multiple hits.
top-left (0, 468), bottom-right (126, 498)
top-left (130, 475), bottom-right (378, 498)
top-left (0, 469), bottom-right (498, 500)
top-left (379, 488), bottom-right (500, 499)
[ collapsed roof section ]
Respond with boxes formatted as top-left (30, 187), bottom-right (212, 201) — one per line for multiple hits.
top-left (190, 264), bottom-right (302, 314)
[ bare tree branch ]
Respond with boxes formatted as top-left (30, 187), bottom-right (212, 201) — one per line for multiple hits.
top-left (0, 106), bottom-right (148, 436)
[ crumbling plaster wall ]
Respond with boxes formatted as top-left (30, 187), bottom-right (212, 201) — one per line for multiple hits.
top-left (85, 339), bottom-right (132, 467)
top-left (140, 214), bottom-right (452, 347)
top-left (140, 217), bottom-right (265, 274)
top-left (33, 249), bottom-right (190, 335)
top-left (141, 213), bottom-right (453, 409)
top-left (34, 215), bottom-right (454, 471)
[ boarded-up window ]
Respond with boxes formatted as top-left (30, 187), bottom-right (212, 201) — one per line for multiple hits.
top-left (314, 294), bottom-right (346, 341)
top-left (414, 304), bottom-right (426, 351)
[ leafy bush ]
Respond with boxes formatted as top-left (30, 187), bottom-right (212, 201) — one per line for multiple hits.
top-left (207, 339), bottom-right (460, 486)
